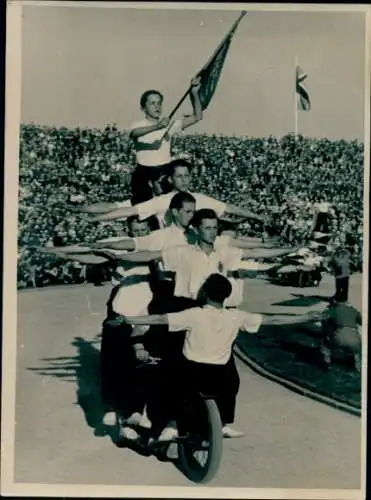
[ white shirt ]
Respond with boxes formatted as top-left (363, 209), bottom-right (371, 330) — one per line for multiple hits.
top-left (133, 224), bottom-right (196, 253)
top-left (222, 248), bottom-right (256, 308)
top-left (111, 260), bottom-right (153, 316)
top-left (315, 202), bottom-right (330, 213)
top-left (114, 199), bottom-right (132, 209)
top-left (162, 242), bottom-right (243, 300)
top-left (130, 119), bottom-right (183, 167)
top-left (136, 191), bottom-right (227, 227)
top-left (106, 199), bottom-right (133, 223)
top-left (168, 306), bottom-right (263, 365)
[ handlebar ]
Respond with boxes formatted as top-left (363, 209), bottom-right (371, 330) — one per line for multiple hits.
top-left (147, 356), bottom-right (161, 364)
top-left (137, 356), bottom-right (161, 367)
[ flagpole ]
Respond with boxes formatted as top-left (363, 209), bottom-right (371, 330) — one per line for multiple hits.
top-left (294, 55), bottom-right (299, 139)
top-left (167, 10), bottom-right (248, 122)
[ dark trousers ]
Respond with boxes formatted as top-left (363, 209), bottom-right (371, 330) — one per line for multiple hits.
top-left (131, 163), bottom-right (173, 205)
top-left (99, 316), bottom-right (138, 414)
top-left (100, 286), bottom-right (151, 415)
top-left (335, 276), bottom-right (349, 302)
top-left (314, 212), bottom-right (330, 234)
top-left (182, 355), bottom-right (240, 425)
top-left (87, 262), bottom-right (108, 286)
top-left (131, 165), bottom-right (154, 204)
top-left (144, 293), bottom-right (200, 429)
top-left (158, 355), bottom-right (240, 426)
top-left (146, 292), bottom-right (198, 363)
top-left (100, 310), bottom-right (168, 417)
top-left (101, 282), bottom-right (199, 418)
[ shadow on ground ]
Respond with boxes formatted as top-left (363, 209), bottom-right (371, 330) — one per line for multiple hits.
top-left (27, 336), bottom-right (112, 438)
top-left (26, 337), bottom-right (182, 464)
top-left (272, 294), bottom-right (331, 308)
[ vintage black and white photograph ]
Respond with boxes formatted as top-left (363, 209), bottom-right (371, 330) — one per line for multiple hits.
top-left (1, 1), bottom-right (369, 497)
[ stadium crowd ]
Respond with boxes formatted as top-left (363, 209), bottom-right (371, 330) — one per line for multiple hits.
top-left (17, 123), bottom-right (364, 289)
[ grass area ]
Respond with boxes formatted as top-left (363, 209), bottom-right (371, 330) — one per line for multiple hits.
top-left (236, 323), bottom-right (362, 410)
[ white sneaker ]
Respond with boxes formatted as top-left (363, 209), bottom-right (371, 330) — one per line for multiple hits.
top-left (158, 425), bottom-right (179, 442)
top-left (222, 426), bottom-right (244, 438)
top-left (119, 426), bottom-right (140, 441)
top-left (139, 413), bottom-right (152, 429)
top-left (166, 442), bottom-right (179, 460)
top-left (139, 406), bottom-right (152, 429)
top-left (102, 411), bottom-right (117, 426)
top-left (125, 412), bottom-right (142, 426)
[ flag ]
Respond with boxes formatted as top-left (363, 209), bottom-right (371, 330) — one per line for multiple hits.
top-left (196, 13), bottom-right (246, 110)
top-left (296, 66), bottom-right (311, 111)
top-left (196, 33), bottom-right (235, 110)
top-left (168, 11), bottom-right (247, 119)
top-left (196, 38), bottom-right (232, 110)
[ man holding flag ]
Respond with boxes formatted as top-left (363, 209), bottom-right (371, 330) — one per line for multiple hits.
top-left (129, 77), bottom-right (203, 205)
top-left (129, 11), bottom-right (247, 204)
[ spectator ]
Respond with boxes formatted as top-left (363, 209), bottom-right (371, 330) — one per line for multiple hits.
top-left (320, 297), bottom-right (362, 372)
top-left (329, 246), bottom-right (352, 302)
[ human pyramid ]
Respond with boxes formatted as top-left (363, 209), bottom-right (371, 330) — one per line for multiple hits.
top-left (43, 77), bottom-right (326, 443)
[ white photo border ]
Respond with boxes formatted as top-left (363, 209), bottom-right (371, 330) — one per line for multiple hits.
top-left (2, 2), bottom-right (370, 498)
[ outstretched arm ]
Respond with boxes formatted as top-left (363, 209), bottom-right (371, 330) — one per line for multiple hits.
top-left (223, 204), bottom-right (266, 224)
top-left (229, 237), bottom-right (280, 250)
top-left (181, 77), bottom-right (203, 130)
top-left (81, 200), bottom-right (131, 215)
top-left (241, 246), bottom-right (300, 260)
top-left (125, 314), bottom-right (169, 326)
top-left (94, 249), bottom-right (162, 263)
top-left (92, 238), bottom-right (135, 251)
top-left (125, 308), bottom-right (194, 332)
top-left (260, 310), bottom-right (325, 327)
top-left (90, 206), bottom-right (139, 222)
top-left (240, 309), bottom-right (326, 334)
top-left (227, 265), bottom-right (278, 279)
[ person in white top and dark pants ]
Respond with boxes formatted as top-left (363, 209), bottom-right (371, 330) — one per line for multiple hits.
top-left (100, 216), bottom-right (156, 423)
top-left (107, 208), bottom-right (301, 313)
top-left (124, 273), bottom-right (324, 441)
top-left (107, 208), bottom-right (300, 373)
top-left (129, 77), bottom-right (203, 204)
top-left (89, 159), bottom-right (265, 229)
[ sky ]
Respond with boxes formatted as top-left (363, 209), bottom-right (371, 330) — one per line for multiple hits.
top-left (20, 3), bottom-right (367, 140)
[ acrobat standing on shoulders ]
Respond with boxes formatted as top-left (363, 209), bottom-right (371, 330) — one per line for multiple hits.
top-left (129, 77), bottom-right (203, 204)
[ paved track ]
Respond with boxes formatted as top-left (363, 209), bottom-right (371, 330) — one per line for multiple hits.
top-left (13, 275), bottom-right (363, 488)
